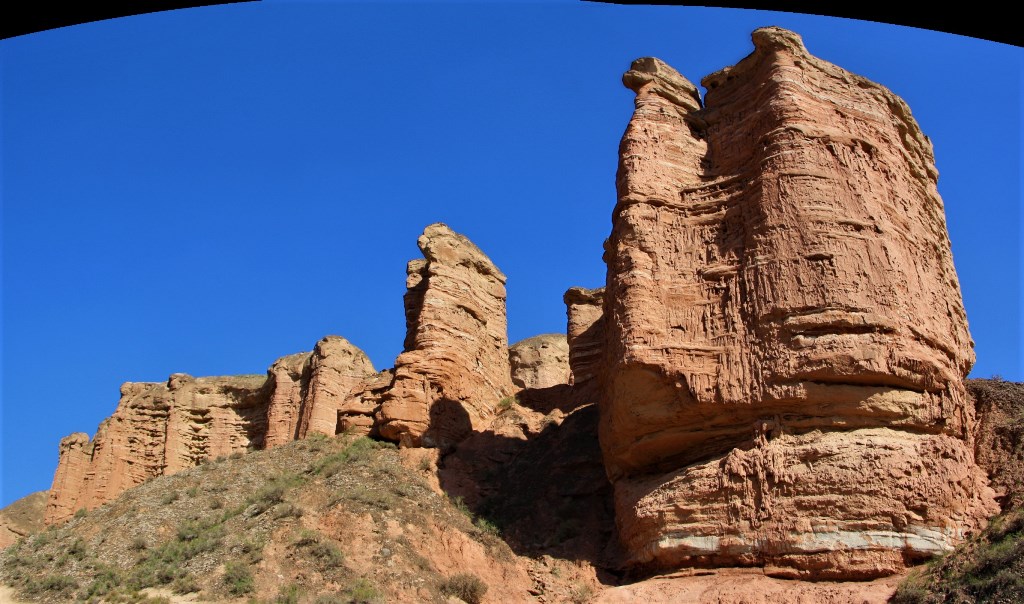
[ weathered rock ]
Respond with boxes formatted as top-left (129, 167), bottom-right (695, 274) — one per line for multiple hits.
top-left (44, 336), bottom-right (376, 525)
top-left (601, 27), bottom-right (996, 577)
top-left (376, 223), bottom-right (514, 448)
top-left (969, 378), bottom-right (1024, 510)
top-left (509, 334), bottom-right (570, 391)
top-left (593, 568), bottom-right (906, 604)
top-left (0, 492), bottom-right (48, 550)
top-left (564, 287), bottom-right (605, 406)
top-left (45, 374), bottom-right (268, 524)
top-left (340, 369), bottom-right (394, 436)
top-left (263, 352), bottom-right (313, 448)
top-left (299, 336), bottom-right (376, 438)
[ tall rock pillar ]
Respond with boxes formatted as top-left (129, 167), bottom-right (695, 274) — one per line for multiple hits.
top-left (601, 27), bottom-right (996, 578)
top-left (376, 223), bottom-right (514, 447)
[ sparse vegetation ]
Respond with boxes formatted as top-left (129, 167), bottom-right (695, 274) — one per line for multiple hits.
top-left (440, 572), bottom-right (488, 604)
top-left (569, 582), bottom-right (595, 604)
top-left (0, 432), bottom-right (554, 603)
top-left (223, 560), bottom-right (255, 595)
top-left (496, 395), bottom-right (519, 413)
top-left (344, 577), bottom-right (383, 603)
top-left (892, 509), bottom-right (1024, 603)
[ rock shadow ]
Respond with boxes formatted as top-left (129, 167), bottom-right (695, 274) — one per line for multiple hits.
top-left (437, 402), bottom-right (623, 584)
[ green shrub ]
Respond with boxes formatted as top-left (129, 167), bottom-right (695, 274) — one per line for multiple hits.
top-left (74, 507), bottom-right (88, 519)
top-left (344, 577), bottom-right (383, 604)
top-left (223, 561), bottom-right (255, 595)
top-left (273, 502), bottom-right (304, 519)
top-left (309, 541), bottom-right (344, 570)
top-left (440, 573), bottom-right (487, 604)
top-left (171, 574), bottom-right (201, 594)
top-left (275, 583), bottom-right (303, 603)
top-left (160, 491), bottom-right (179, 505)
top-left (314, 437), bottom-right (394, 476)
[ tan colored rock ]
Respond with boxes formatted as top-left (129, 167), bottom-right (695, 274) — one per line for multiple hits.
top-left (339, 369), bottom-right (394, 435)
top-left (299, 336), bottom-right (376, 438)
top-left (264, 352), bottom-right (313, 447)
top-left (564, 287), bottom-right (605, 406)
top-left (376, 223), bottom-right (514, 447)
top-left (509, 334), bottom-right (570, 391)
top-left (45, 374), bottom-right (267, 524)
top-left (44, 336), bottom-right (376, 525)
top-left (601, 27), bottom-right (996, 577)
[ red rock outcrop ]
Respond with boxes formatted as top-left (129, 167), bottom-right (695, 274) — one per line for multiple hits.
top-left (299, 336), bottom-right (377, 438)
top-left (263, 352), bottom-right (313, 448)
top-left (565, 287), bottom-right (605, 406)
top-left (601, 27), bottom-right (996, 577)
top-left (376, 223), bottom-right (514, 448)
top-left (509, 334), bottom-right (570, 392)
top-left (45, 337), bottom-right (376, 525)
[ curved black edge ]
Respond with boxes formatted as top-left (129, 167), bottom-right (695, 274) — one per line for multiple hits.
top-left (584, 1), bottom-right (1022, 47)
top-left (2, 1), bottom-right (259, 40)
top-left (5, 1), bottom-right (1020, 48)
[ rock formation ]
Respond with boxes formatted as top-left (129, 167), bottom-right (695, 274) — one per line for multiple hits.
top-left (376, 223), bottom-right (514, 448)
top-left (564, 287), bottom-right (605, 406)
top-left (509, 334), bottom-right (570, 392)
top-left (37, 27), bottom-right (1000, 593)
top-left (599, 26), bottom-right (996, 578)
top-left (45, 339), bottom-right (377, 525)
top-left (45, 224), bottom-right (510, 524)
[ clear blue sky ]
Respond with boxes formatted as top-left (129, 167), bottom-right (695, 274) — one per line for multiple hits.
top-left (2, 2), bottom-right (1021, 507)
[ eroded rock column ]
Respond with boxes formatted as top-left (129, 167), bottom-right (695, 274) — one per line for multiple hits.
top-left (376, 223), bottom-right (514, 447)
top-left (601, 27), bottom-right (996, 578)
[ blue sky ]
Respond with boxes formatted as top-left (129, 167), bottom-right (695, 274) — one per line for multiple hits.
top-left (2, 2), bottom-right (1021, 507)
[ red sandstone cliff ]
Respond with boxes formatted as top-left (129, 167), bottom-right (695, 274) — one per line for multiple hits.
top-left (45, 223), bottom-right (513, 525)
top-left (599, 27), bottom-right (996, 578)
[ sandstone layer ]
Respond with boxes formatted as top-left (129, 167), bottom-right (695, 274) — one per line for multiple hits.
top-left (45, 337), bottom-right (376, 525)
top-left (509, 334), bottom-right (570, 392)
top-left (565, 286), bottom-right (605, 407)
top-left (601, 27), bottom-right (995, 577)
top-left (376, 223), bottom-right (515, 448)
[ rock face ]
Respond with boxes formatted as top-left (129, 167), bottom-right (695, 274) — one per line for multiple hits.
top-left (600, 27), bottom-right (996, 577)
top-left (969, 378), bottom-right (1024, 510)
top-left (45, 223), bottom-right (514, 525)
top-left (45, 339), bottom-right (376, 525)
top-left (45, 374), bottom-right (268, 525)
top-left (509, 334), bottom-right (570, 391)
top-left (376, 223), bottom-right (514, 448)
top-left (564, 287), bottom-right (605, 406)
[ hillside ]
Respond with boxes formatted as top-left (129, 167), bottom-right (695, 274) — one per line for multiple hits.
top-left (0, 430), bottom-right (600, 603)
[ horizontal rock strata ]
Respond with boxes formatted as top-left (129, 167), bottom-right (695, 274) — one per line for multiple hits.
top-left (376, 223), bottom-right (514, 448)
top-left (601, 26), bottom-right (996, 577)
top-left (564, 287), bottom-right (605, 407)
top-left (45, 337), bottom-right (375, 525)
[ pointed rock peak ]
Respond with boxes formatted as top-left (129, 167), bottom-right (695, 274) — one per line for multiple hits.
top-left (417, 222), bottom-right (505, 282)
top-left (622, 57), bottom-right (701, 111)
